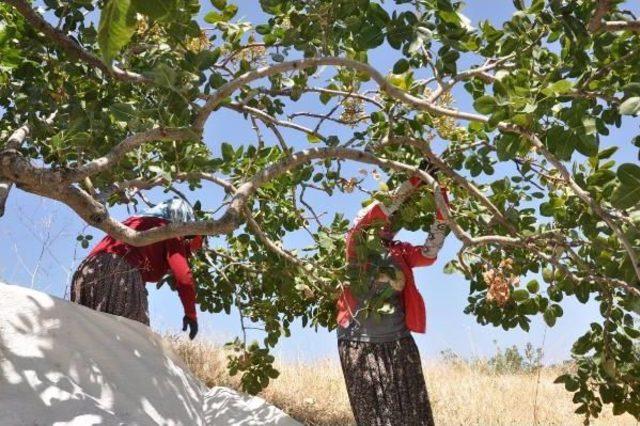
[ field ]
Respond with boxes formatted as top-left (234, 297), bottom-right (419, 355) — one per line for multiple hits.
top-left (168, 337), bottom-right (638, 426)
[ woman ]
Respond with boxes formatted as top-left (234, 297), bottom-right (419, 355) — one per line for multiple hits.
top-left (336, 162), bottom-right (451, 425)
top-left (70, 198), bottom-right (203, 339)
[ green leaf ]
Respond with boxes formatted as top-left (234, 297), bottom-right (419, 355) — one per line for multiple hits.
top-left (526, 279), bottom-right (539, 293)
top-left (496, 133), bottom-right (521, 161)
top-left (541, 79), bottom-right (574, 96)
top-left (597, 146), bottom-right (618, 159)
top-left (575, 134), bottom-right (598, 157)
top-left (255, 24), bottom-right (271, 35)
top-left (386, 73), bottom-right (408, 92)
top-left (564, 377), bottom-right (579, 392)
top-left (543, 308), bottom-right (557, 327)
top-left (473, 95), bottom-right (497, 114)
top-left (270, 53), bottom-right (285, 63)
top-left (553, 374), bottom-right (570, 384)
top-left (111, 102), bottom-right (136, 122)
top-left (98, 0), bottom-right (138, 64)
top-left (581, 117), bottom-right (597, 136)
top-left (205, 5), bottom-right (237, 24)
top-left (611, 164), bottom-right (640, 209)
top-left (619, 97), bottom-right (640, 116)
top-left (545, 126), bottom-right (574, 161)
top-left (307, 133), bottom-right (321, 144)
top-left (439, 10), bottom-right (461, 25)
top-left (550, 304), bottom-right (563, 317)
top-left (392, 58), bottom-right (410, 74)
top-left (221, 142), bottom-right (234, 161)
top-left (617, 163), bottom-right (640, 186)
top-left (319, 91), bottom-right (332, 105)
top-left (144, 63), bottom-right (177, 89)
top-left (224, 4), bottom-right (238, 19)
top-left (211, 0), bottom-right (226, 10)
top-left (602, 358), bottom-right (616, 378)
top-left (512, 289), bottom-right (529, 301)
top-left (192, 49), bottom-right (220, 70)
top-left (148, 165), bottom-right (171, 182)
top-left (623, 82), bottom-right (640, 96)
top-left (204, 11), bottom-right (225, 24)
top-left (611, 184), bottom-right (640, 209)
top-left (131, 0), bottom-right (176, 20)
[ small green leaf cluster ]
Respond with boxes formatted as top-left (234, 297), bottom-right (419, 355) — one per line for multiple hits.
top-left (225, 338), bottom-right (280, 395)
top-left (75, 233), bottom-right (94, 249)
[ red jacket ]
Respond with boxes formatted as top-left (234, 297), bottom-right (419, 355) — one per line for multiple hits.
top-left (89, 216), bottom-right (198, 320)
top-left (337, 185), bottom-right (449, 334)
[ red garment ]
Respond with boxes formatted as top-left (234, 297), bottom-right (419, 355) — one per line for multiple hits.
top-left (89, 216), bottom-right (198, 320)
top-left (337, 184), bottom-right (450, 334)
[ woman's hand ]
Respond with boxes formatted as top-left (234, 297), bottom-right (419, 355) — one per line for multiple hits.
top-left (182, 315), bottom-right (198, 340)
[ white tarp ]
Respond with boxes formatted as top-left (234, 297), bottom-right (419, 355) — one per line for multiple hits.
top-left (0, 283), bottom-right (300, 426)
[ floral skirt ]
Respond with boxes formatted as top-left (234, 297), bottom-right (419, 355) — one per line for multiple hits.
top-left (338, 336), bottom-right (435, 426)
top-left (70, 252), bottom-right (150, 325)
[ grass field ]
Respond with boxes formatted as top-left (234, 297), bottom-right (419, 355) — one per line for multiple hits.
top-left (168, 336), bottom-right (638, 426)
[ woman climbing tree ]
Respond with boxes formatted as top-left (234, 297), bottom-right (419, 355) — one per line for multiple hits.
top-left (336, 160), bottom-right (451, 426)
top-left (70, 198), bottom-right (203, 339)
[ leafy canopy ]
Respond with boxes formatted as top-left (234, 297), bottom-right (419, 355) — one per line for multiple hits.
top-left (1, 0), bottom-right (639, 419)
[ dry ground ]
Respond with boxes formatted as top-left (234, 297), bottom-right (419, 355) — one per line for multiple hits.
top-left (168, 336), bottom-right (638, 426)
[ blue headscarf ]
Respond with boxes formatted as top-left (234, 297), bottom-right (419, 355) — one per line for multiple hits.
top-left (141, 198), bottom-right (195, 223)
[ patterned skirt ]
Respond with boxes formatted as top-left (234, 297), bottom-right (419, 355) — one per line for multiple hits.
top-left (70, 252), bottom-right (150, 325)
top-left (338, 336), bottom-right (435, 426)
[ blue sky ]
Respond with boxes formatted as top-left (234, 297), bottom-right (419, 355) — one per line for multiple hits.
top-left (1, 1), bottom-right (639, 364)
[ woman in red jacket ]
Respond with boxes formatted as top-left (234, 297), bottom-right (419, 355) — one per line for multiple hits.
top-left (70, 198), bottom-right (203, 339)
top-left (336, 161), bottom-right (451, 426)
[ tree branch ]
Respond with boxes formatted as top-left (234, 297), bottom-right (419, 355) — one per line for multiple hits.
top-left (223, 103), bottom-right (325, 142)
top-left (600, 20), bottom-right (640, 31)
top-left (521, 130), bottom-right (640, 284)
top-left (194, 56), bottom-right (485, 129)
top-left (390, 136), bottom-right (519, 236)
top-left (588, 0), bottom-right (640, 33)
top-left (68, 127), bottom-right (198, 183)
top-left (258, 86), bottom-right (384, 109)
top-left (0, 123), bottom-right (30, 217)
top-left (589, 0), bottom-right (611, 32)
top-left (5, 0), bottom-right (151, 84)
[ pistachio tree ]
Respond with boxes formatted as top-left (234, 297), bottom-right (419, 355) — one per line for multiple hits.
top-left (1, 0), bottom-right (639, 419)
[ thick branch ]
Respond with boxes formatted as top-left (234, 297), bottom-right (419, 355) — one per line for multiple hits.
top-left (68, 127), bottom-right (198, 183)
top-left (0, 123), bottom-right (30, 217)
top-left (589, 0), bottom-right (611, 32)
top-left (588, 0), bottom-right (640, 33)
top-left (601, 20), bottom-right (640, 31)
top-left (1, 112), bottom-right (57, 216)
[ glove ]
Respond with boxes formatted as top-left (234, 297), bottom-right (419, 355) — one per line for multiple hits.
top-left (182, 315), bottom-right (198, 340)
top-left (156, 275), bottom-right (176, 291)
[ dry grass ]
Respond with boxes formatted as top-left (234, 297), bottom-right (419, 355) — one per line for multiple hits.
top-left (167, 336), bottom-right (638, 426)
